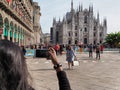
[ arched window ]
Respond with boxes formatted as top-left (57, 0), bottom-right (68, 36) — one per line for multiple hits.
top-left (94, 41), bottom-right (96, 44)
top-left (75, 33), bottom-right (77, 37)
top-left (14, 24), bottom-right (17, 42)
top-left (10, 22), bottom-right (13, 41)
top-left (20, 28), bottom-right (22, 40)
top-left (94, 33), bottom-right (96, 37)
top-left (84, 38), bottom-right (87, 44)
top-left (100, 33), bottom-right (102, 37)
top-left (68, 32), bottom-right (71, 36)
top-left (94, 27), bottom-right (96, 31)
top-left (0, 14), bottom-right (3, 39)
top-left (0, 14), bottom-right (3, 28)
top-left (4, 18), bottom-right (9, 39)
top-left (100, 40), bottom-right (102, 44)
top-left (84, 16), bottom-right (87, 23)
top-left (68, 40), bottom-right (71, 44)
top-left (75, 40), bottom-right (78, 44)
top-left (18, 26), bottom-right (20, 43)
top-left (75, 26), bottom-right (77, 30)
top-left (84, 27), bottom-right (87, 32)
top-left (23, 30), bottom-right (25, 40)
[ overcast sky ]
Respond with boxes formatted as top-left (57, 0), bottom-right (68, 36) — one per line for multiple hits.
top-left (33, 0), bottom-right (120, 34)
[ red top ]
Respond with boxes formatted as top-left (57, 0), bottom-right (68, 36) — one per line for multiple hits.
top-left (7, 0), bottom-right (11, 3)
top-left (54, 44), bottom-right (60, 50)
top-left (100, 45), bottom-right (104, 51)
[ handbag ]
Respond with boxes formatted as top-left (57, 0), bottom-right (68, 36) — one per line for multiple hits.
top-left (73, 61), bottom-right (79, 66)
top-left (72, 57), bottom-right (79, 66)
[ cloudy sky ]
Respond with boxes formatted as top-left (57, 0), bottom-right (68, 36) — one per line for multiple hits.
top-left (33, 0), bottom-right (120, 34)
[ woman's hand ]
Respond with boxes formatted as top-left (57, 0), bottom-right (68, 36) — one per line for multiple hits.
top-left (48, 47), bottom-right (59, 65)
top-left (48, 47), bottom-right (63, 71)
top-left (74, 56), bottom-right (77, 61)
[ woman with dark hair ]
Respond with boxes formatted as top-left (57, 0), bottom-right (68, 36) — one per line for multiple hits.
top-left (66, 45), bottom-right (76, 69)
top-left (0, 40), bottom-right (71, 90)
top-left (0, 40), bottom-right (33, 90)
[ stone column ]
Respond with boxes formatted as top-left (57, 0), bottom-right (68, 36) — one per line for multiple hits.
top-left (2, 27), bottom-right (4, 39)
top-left (23, 35), bottom-right (25, 46)
top-left (1, 21), bottom-right (4, 39)
top-left (19, 33), bottom-right (21, 46)
top-left (2, 34), bottom-right (4, 39)
top-left (12, 31), bottom-right (15, 42)
top-left (8, 30), bottom-right (10, 40)
top-left (21, 35), bottom-right (23, 45)
top-left (16, 32), bottom-right (18, 43)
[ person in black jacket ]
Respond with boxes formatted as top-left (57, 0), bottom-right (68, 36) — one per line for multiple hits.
top-left (88, 43), bottom-right (93, 58)
top-left (0, 40), bottom-right (71, 90)
top-left (95, 43), bottom-right (100, 60)
top-left (48, 47), bottom-right (71, 90)
top-left (21, 46), bottom-right (26, 55)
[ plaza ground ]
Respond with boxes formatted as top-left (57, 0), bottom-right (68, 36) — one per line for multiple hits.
top-left (26, 51), bottom-right (120, 90)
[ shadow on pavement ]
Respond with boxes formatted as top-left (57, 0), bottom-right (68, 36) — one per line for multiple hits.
top-left (30, 68), bottom-right (54, 71)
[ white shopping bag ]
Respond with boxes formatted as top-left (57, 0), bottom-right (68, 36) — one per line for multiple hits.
top-left (73, 61), bottom-right (79, 66)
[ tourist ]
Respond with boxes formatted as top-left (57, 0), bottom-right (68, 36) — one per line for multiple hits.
top-left (88, 43), bottom-right (93, 58)
top-left (66, 45), bottom-right (76, 69)
top-left (21, 45), bottom-right (26, 55)
top-left (54, 44), bottom-right (60, 55)
top-left (0, 40), bottom-right (71, 90)
top-left (100, 44), bottom-right (104, 53)
top-left (0, 40), bottom-right (34, 90)
top-left (96, 43), bottom-right (100, 60)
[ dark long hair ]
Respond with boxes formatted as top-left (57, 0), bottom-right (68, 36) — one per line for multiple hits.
top-left (0, 40), bottom-right (33, 90)
top-left (67, 45), bottom-right (72, 50)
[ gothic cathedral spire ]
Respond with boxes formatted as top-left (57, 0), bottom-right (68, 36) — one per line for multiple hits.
top-left (97, 12), bottom-right (99, 22)
top-left (104, 18), bottom-right (107, 27)
top-left (71, 0), bottom-right (73, 11)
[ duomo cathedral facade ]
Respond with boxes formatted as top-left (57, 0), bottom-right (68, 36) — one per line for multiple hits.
top-left (50, 0), bottom-right (107, 45)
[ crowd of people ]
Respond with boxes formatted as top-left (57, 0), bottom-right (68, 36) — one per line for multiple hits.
top-left (51, 43), bottom-right (104, 60)
top-left (22, 43), bottom-right (104, 69)
top-left (21, 43), bottom-right (105, 70)
top-left (37, 43), bottom-right (104, 69)
top-left (87, 43), bottom-right (104, 60)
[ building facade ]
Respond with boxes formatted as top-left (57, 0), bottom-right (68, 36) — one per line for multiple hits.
top-left (33, 2), bottom-right (44, 46)
top-left (50, 1), bottom-right (107, 45)
top-left (44, 33), bottom-right (50, 45)
top-left (0, 0), bottom-right (42, 46)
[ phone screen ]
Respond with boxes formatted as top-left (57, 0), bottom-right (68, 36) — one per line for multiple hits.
top-left (36, 49), bottom-right (50, 59)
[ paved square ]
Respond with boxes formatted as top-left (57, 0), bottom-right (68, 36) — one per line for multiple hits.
top-left (27, 51), bottom-right (120, 90)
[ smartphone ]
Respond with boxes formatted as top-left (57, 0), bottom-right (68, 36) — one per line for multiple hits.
top-left (36, 49), bottom-right (50, 59)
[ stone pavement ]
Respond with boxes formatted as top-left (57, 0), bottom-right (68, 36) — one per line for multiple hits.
top-left (26, 51), bottom-right (120, 90)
